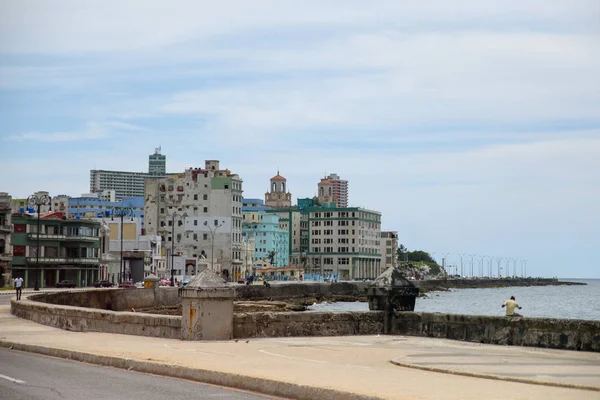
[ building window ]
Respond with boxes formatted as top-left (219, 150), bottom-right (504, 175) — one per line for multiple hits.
top-left (203, 234), bottom-right (208, 240)
top-left (194, 194), bottom-right (198, 200)
top-left (203, 194), bottom-right (208, 200)
top-left (13, 246), bottom-right (25, 257)
top-left (203, 207), bottom-right (208, 213)
top-left (194, 220), bottom-right (198, 226)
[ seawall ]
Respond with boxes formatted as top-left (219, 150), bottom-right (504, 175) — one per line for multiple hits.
top-left (393, 312), bottom-right (600, 352)
top-left (11, 294), bottom-right (599, 351)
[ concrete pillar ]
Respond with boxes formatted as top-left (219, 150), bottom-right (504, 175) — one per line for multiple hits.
top-left (55, 270), bottom-right (60, 286)
top-left (179, 269), bottom-right (236, 341)
top-left (77, 270), bottom-right (81, 287)
top-left (24, 270), bottom-right (28, 288)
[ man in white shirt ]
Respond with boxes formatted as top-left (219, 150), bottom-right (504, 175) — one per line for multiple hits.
top-left (502, 296), bottom-right (522, 317)
top-left (14, 276), bottom-right (23, 300)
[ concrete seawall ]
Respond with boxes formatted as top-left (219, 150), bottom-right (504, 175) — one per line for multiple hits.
top-left (12, 294), bottom-right (599, 351)
top-left (233, 311), bottom-right (384, 339)
top-left (393, 312), bottom-right (600, 352)
top-left (30, 287), bottom-right (180, 311)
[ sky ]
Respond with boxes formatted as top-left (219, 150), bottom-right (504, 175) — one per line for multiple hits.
top-left (1, 1), bottom-right (599, 278)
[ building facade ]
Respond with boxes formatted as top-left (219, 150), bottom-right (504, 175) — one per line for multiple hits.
top-left (307, 206), bottom-right (382, 280)
top-left (265, 172), bottom-right (292, 208)
top-left (317, 173), bottom-right (349, 208)
top-left (148, 146), bottom-right (166, 176)
top-left (242, 212), bottom-right (289, 268)
top-left (68, 195), bottom-right (144, 229)
top-left (144, 160), bottom-right (244, 281)
top-left (10, 212), bottom-right (101, 288)
top-left (380, 231), bottom-right (399, 270)
top-left (0, 192), bottom-right (12, 286)
top-left (90, 148), bottom-right (170, 200)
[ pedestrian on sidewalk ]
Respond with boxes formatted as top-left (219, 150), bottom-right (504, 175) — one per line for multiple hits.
top-left (14, 276), bottom-right (23, 300)
top-left (502, 295), bottom-right (522, 317)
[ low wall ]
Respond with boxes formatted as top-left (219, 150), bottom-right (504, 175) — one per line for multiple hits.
top-left (393, 312), bottom-right (600, 352)
top-left (30, 287), bottom-right (180, 311)
top-left (11, 298), bottom-right (181, 339)
top-left (414, 278), bottom-right (580, 291)
top-left (235, 281), bottom-right (370, 301)
top-left (234, 311), bottom-right (385, 339)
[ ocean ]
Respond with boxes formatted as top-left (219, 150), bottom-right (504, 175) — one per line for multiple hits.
top-left (307, 279), bottom-right (600, 321)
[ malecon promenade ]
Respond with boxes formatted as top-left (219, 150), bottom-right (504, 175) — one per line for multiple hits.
top-left (1, 297), bottom-right (599, 400)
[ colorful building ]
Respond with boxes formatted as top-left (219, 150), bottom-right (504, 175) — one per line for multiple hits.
top-left (242, 206), bottom-right (289, 268)
top-left (10, 212), bottom-right (102, 288)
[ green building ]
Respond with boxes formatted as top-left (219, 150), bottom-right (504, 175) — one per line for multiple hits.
top-left (11, 213), bottom-right (102, 288)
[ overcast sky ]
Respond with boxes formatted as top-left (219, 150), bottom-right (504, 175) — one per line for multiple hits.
top-left (1, 1), bottom-right (599, 278)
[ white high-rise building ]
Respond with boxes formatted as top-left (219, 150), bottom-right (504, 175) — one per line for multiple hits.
top-left (144, 160), bottom-right (244, 281)
top-left (317, 173), bottom-right (349, 208)
top-left (90, 148), bottom-right (169, 200)
top-left (308, 206), bottom-right (381, 280)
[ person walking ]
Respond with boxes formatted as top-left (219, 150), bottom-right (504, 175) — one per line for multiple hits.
top-left (502, 295), bottom-right (522, 317)
top-left (14, 276), bottom-right (24, 301)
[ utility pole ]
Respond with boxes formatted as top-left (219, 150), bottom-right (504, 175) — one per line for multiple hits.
top-left (168, 211), bottom-right (187, 286)
top-left (458, 253), bottom-right (465, 278)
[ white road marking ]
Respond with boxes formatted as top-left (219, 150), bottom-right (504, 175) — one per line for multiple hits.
top-left (0, 373), bottom-right (26, 384)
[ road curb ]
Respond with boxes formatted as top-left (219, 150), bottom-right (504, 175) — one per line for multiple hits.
top-left (389, 358), bottom-right (599, 392)
top-left (0, 340), bottom-right (384, 400)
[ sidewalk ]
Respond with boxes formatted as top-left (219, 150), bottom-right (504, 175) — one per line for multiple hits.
top-left (0, 302), bottom-right (598, 400)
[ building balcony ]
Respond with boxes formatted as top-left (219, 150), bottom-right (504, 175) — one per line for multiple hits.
top-left (0, 224), bottom-right (12, 233)
top-left (25, 257), bottom-right (100, 265)
top-left (26, 233), bottom-right (100, 242)
top-left (0, 253), bottom-right (12, 262)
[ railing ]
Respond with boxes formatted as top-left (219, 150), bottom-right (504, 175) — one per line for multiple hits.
top-left (0, 253), bottom-right (12, 260)
top-left (0, 224), bottom-right (12, 232)
top-left (26, 233), bottom-right (99, 241)
top-left (25, 257), bottom-right (100, 265)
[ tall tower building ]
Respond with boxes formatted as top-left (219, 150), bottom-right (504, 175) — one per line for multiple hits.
top-left (90, 148), bottom-right (169, 200)
top-left (317, 173), bottom-right (348, 208)
top-left (265, 171), bottom-right (292, 208)
top-left (148, 146), bottom-right (166, 177)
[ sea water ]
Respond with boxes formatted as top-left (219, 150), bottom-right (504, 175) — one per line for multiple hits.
top-left (307, 279), bottom-right (600, 321)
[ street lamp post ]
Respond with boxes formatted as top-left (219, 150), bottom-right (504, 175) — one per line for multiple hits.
top-left (458, 253), bottom-right (466, 278)
top-left (27, 193), bottom-right (51, 291)
top-left (169, 211), bottom-right (187, 287)
top-left (204, 220), bottom-right (225, 275)
top-left (111, 206), bottom-right (134, 284)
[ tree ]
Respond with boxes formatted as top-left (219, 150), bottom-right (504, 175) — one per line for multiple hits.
top-left (267, 251), bottom-right (276, 266)
top-left (396, 247), bottom-right (442, 277)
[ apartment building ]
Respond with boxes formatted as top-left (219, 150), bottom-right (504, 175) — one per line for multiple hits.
top-left (242, 213), bottom-right (289, 268)
top-left (380, 231), bottom-right (399, 270)
top-left (144, 160), bottom-right (243, 281)
top-left (90, 148), bottom-right (170, 200)
top-left (10, 212), bottom-right (101, 288)
top-left (308, 206), bottom-right (382, 280)
top-left (0, 192), bottom-right (12, 286)
top-left (317, 173), bottom-right (349, 208)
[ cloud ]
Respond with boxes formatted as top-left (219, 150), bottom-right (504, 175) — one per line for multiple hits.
top-left (4, 121), bottom-right (144, 142)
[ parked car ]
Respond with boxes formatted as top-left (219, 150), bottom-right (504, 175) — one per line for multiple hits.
top-left (118, 280), bottom-right (136, 289)
top-left (56, 280), bottom-right (76, 288)
top-left (93, 280), bottom-right (113, 288)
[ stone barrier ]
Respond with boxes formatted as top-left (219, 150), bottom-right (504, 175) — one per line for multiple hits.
top-left (11, 298), bottom-right (181, 339)
top-left (29, 287), bottom-right (179, 311)
top-left (393, 312), bottom-right (600, 352)
top-left (233, 311), bottom-right (385, 339)
top-left (235, 281), bottom-right (370, 301)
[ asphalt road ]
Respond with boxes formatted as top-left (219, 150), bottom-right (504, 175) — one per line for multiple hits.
top-left (0, 348), bottom-right (281, 400)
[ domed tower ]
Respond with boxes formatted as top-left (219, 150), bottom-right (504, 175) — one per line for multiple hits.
top-left (265, 170), bottom-right (292, 208)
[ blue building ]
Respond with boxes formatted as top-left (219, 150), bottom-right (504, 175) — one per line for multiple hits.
top-left (242, 199), bottom-right (289, 267)
top-left (68, 196), bottom-right (145, 228)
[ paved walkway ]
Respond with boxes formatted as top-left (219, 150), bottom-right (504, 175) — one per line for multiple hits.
top-left (0, 300), bottom-right (599, 400)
